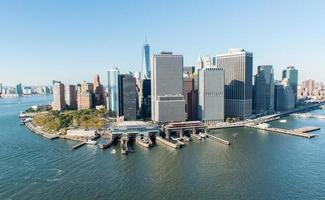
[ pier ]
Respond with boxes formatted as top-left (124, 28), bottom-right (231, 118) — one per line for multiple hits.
top-left (72, 142), bottom-right (86, 150)
top-left (206, 133), bottom-right (231, 145)
top-left (249, 124), bottom-right (317, 138)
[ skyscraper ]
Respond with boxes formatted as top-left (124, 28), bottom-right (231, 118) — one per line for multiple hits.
top-left (16, 83), bottom-right (23, 97)
top-left (93, 74), bottom-right (105, 107)
top-left (142, 41), bottom-right (151, 79)
top-left (140, 79), bottom-right (151, 120)
top-left (151, 52), bottom-right (185, 123)
top-left (183, 76), bottom-right (197, 121)
top-left (118, 74), bottom-right (137, 120)
top-left (217, 48), bottom-right (253, 120)
top-left (77, 82), bottom-right (93, 110)
top-left (52, 82), bottom-right (65, 111)
top-left (284, 66), bottom-right (298, 106)
top-left (65, 85), bottom-right (77, 110)
top-left (108, 67), bottom-right (120, 117)
top-left (198, 67), bottom-right (224, 123)
top-left (253, 65), bottom-right (274, 114)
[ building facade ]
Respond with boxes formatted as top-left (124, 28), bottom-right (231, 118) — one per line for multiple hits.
top-left (198, 67), bottom-right (224, 123)
top-left (16, 83), bottom-right (23, 97)
top-left (52, 82), bottom-right (65, 111)
top-left (108, 67), bottom-right (120, 117)
top-left (284, 66), bottom-right (298, 106)
top-left (65, 85), bottom-right (77, 110)
top-left (217, 48), bottom-right (253, 120)
top-left (118, 74), bottom-right (137, 120)
top-left (93, 74), bottom-right (105, 107)
top-left (151, 52), bottom-right (185, 123)
top-left (140, 79), bottom-right (151, 120)
top-left (253, 65), bottom-right (274, 114)
top-left (183, 77), bottom-right (197, 121)
top-left (142, 43), bottom-right (151, 79)
top-left (77, 82), bottom-right (93, 110)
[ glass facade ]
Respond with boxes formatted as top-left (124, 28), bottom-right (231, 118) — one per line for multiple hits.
top-left (108, 67), bottom-right (119, 116)
top-left (142, 44), bottom-right (150, 79)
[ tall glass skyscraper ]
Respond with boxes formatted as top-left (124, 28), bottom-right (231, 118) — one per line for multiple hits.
top-left (253, 65), bottom-right (274, 114)
top-left (108, 67), bottom-right (119, 117)
top-left (142, 42), bottom-right (150, 79)
top-left (284, 66), bottom-right (298, 106)
top-left (15, 83), bottom-right (23, 97)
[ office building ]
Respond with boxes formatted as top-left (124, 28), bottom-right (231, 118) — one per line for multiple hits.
top-left (140, 79), bottom-right (151, 120)
top-left (198, 67), bottom-right (224, 123)
top-left (217, 48), bottom-right (253, 120)
top-left (274, 80), bottom-right (295, 112)
top-left (118, 74), bottom-right (137, 120)
top-left (52, 82), bottom-right (65, 111)
top-left (65, 85), bottom-right (77, 109)
top-left (151, 52), bottom-right (185, 123)
top-left (142, 42), bottom-right (151, 79)
top-left (77, 82), bottom-right (93, 110)
top-left (253, 65), bottom-right (274, 114)
top-left (16, 83), bottom-right (23, 97)
top-left (283, 66), bottom-right (298, 105)
top-left (108, 67), bottom-right (120, 117)
top-left (93, 74), bottom-right (105, 107)
top-left (183, 77), bottom-right (197, 121)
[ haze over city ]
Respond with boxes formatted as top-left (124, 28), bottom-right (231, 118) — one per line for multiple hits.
top-left (0, 0), bottom-right (324, 85)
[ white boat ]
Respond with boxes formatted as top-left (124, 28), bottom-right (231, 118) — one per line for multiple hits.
top-left (199, 132), bottom-right (207, 138)
top-left (279, 119), bottom-right (287, 123)
top-left (86, 140), bottom-right (97, 145)
top-left (111, 149), bottom-right (116, 154)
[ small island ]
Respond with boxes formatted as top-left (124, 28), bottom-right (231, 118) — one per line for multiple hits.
top-left (20, 105), bottom-right (113, 143)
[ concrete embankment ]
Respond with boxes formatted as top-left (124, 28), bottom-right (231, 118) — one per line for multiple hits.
top-left (25, 122), bottom-right (59, 140)
top-left (249, 125), bottom-right (317, 138)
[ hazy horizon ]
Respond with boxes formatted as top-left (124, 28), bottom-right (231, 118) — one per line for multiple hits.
top-left (0, 0), bottom-right (324, 86)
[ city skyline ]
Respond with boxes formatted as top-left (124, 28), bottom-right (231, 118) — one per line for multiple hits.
top-left (1, 0), bottom-right (325, 85)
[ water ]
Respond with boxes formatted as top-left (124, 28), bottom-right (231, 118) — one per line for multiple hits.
top-left (1, 96), bottom-right (325, 200)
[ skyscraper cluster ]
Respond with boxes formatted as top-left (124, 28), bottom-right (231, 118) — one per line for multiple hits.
top-left (51, 40), bottom-right (300, 124)
top-left (52, 75), bottom-right (106, 111)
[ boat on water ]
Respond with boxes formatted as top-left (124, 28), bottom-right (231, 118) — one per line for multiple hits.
top-left (136, 137), bottom-right (153, 148)
top-left (182, 136), bottom-right (191, 142)
top-left (199, 132), bottom-right (207, 138)
top-left (279, 119), bottom-right (287, 123)
top-left (86, 140), bottom-right (97, 145)
top-left (111, 149), bottom-right (116, 154)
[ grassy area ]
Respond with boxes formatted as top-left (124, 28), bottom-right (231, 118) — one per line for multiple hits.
top-left (32, 109), bottom-right (106, 134)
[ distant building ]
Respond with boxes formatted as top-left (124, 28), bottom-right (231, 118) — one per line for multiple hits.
top-left (0, 83), bottom-right (2, 96)
top-left (16, 83), bottom-right (23, 97)
top-left (195, 56), bottom-right (214, 71)
top-left (108, 67), bottom-right (120, 117)
top-left (274, 80), bottom-right (295, 112)
top-left (142, 42), bottom-right (151, 79)
top-left (118, 74), bottom-right (137, 120)
top-left (253, 65), bottom-right (274, 114)
top-left (77, 82), bottom-right (93, 110)
top-left (183, 77), bottom-right (197, 121)
top-left (23, 87), bottom-right (32, 95)
top-left (65, 85), bottom-right (77, 109)
top-left (140, 79), bottom-right (151, 120)
top-left (183, 66), bottom-right (195, 78)
top-left (151, 52), bottom-right (185, 123)
top-left (217, 48), bottom-right (253, 120)
top-left (42, 86), bottom-right (51, 95)
top-left (283, 66), bottom-right (298, 106)
top-left (52, 82), bottom-right (66, 111)
top-left (93, 74), bottom-right (105, 107)
top-left (198, 67), bottom-right (224, 123)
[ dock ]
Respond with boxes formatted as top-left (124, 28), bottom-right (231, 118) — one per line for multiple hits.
top-left (72, 142), bottom-right (86, 150)
top-left (206, 133), bottom-right (231, 145)
top-left (251, 125), bottom-right (316, 138)
top-left (156, 136), bottom-right (180, 149)
top-left (293, 126), bottom-right (320, 133)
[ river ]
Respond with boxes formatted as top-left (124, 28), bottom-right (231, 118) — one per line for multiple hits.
top-left (0, 96), bottom-right (325, 200)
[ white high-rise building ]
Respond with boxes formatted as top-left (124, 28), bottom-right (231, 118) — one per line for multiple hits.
top-left (198, 67), bottom-right (224, 124)
top-left (52, 82), bottom-right (65, 111)
top-left (151, 52), bottom-right (185, 123)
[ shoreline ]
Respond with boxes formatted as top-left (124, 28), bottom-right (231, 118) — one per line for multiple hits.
top-left (24, 121), bottom-right (86, 142)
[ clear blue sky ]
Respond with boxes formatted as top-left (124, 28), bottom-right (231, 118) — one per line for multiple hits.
top-left (0, 0), bottom-right (324, 86)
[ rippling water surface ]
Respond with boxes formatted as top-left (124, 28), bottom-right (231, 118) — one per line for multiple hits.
top-left (1, 96), bottom-right (325, 200)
